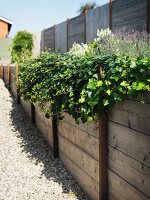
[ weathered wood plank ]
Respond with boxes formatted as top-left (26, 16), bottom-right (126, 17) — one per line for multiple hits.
top-left (21, 99), bottom-right (31, 118)
top-left (58, 120), bottom-right (99, 161)
top-left (108, 146), bottom-right (150, 198)
top-left (109, 100), bottom-right (150, 135)
top-left (35, 106), bottom-right (53, 147)
top-left (10, 66), bottom-right (17, 97)
top-left (108, 170), bottom-right (150, 200)
top-left (108, 121), bottom-right (150, 167)
top-left (59, 134), bottom-right (99, 182)
top-left (62, 113), bottom-right (99, 139)
top-left (59, 151), bottom-right (99, 200)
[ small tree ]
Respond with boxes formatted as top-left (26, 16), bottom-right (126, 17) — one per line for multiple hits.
top-left (78, 1), bottom-right (97, 14)
top-left (11, 31), bottom-right (34, 64)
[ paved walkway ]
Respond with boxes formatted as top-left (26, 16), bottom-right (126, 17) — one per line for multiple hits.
top-left (0, 79), bottom-right (88, 200)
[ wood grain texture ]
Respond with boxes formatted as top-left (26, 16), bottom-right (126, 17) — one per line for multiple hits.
top-left (108, 146), bottom-right (150, 198)
top-left (58, 120), bottom-right (99, 161)
top-left (59, 134), bottom-right (99, 182)
top-left (108, 121), bottom-right (150, 167)
top-left (10, 66), bottom-right (17, 97)
top-left (62, 113), bottom-right (99, 139)
top-left (109, 100), bottom-right (150, 135)
top-left (59, 151), bottom-right (99, 200)
top-left (35, 106), bottom-right (53, 147)
top-left (108, 170), bottom-right (150, 200)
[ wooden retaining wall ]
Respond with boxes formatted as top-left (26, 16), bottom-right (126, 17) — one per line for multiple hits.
top-left (0, 65), bottom-right (150, 200)
top-left (58, 113), bottom-right (99, 200)
top-left (108, 98), bottom-right (150, 200)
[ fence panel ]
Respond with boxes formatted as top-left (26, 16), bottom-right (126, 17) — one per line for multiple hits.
top-left (112, 0), bottom-right (147, 31)
top-left (68, 15), bottom-right (85, 50)
top-left (55, 21), bottom-right (67, 52)
top-left (86, 4), bottom-right (110, 43)
top-left (44, 27), bottom-right (55, 51)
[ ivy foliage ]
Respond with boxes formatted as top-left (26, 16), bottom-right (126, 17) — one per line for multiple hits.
top-left (11, 31), bottom-right (34, 64)
top-left (17, 29), bottom-right (150, 123)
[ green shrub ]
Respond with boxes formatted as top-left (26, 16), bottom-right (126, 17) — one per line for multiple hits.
top-left (18, 29), bottom-right (150, 123)
top-left (11, 31), bottom-right (34, 64)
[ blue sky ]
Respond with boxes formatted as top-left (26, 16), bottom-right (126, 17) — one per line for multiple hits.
top-left (0, 0), bottom-right (109, 37)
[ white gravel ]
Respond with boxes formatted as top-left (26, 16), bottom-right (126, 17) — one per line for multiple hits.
top-left (0, 79), bottom-right (88, 200)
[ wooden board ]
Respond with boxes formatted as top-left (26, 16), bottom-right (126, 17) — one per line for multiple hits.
top-left (108, 170), bottom-right (150, 200)
top-left (35, 106), bottom-right (53, 147)
top-left (62, 113), bottom-right (99, 139)
top-left (59, 151), bottom-right (99, 200)
top-left (59, 134), bottom-right (99, 183)
top-left (109, 100), bottom-right (150, 135)
top-left (58, 120), bottom-right (99, 161)
top-left (108, 146), bottom-right (150, 198)
top-left (108, 121), bottom-right (150, 167)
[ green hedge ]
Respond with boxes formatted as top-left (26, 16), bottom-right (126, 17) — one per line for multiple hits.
top-left (17, 29), bottom-right (150, 123)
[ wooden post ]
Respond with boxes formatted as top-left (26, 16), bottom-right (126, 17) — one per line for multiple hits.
top-left (31, 103), bottom-right (35, 123)
top-left (84, 10), bottom-right (88, 44)
top-left (52, 115), bottom-right (59, 158)
top-left (109, 0), bottom-right (112, 30)
top-left (1, 64), bottom-right (4, 80)
top-left (7, 64), bottom-right (11, 88)
top-left (99, 64), bottom-right (107, 200)
top-left (66, 18), bottom-right (69, 51)
top-left (0, 64), bottom-right (4, 79)
top-left (16, 64), bottom-right (20, 104)
top-left (53, 25), bottom-right (55, 51)
top-left (147, 0), bottom-right (150, 33)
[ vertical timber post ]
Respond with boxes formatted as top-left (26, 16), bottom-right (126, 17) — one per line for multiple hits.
top-left (147, 0), bottom-right (150, 33)
top-left (84, 10), bottom-right (87, 44)
top-left (31, 103), bottom-right (35, 123)
top-left (109, 0), bottom-right (112, 30)
top-left (16, 64), bottom-right (20, 104)
top-left (53, 24), bottom-right (56, 51)
top-left (7, 64), bottom-right (11, 88)
top-left (52, 115), bottom-right (59, 158)
top-left (99, 64), bottom-right (107, 200)
top-left (1, 64), bottom-right (4, 80)
top-left (66, 18), bottom-right (69, 52)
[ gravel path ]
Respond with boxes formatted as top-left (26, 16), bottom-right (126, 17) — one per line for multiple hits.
top-left (0, 79), bottom-right (88, 200)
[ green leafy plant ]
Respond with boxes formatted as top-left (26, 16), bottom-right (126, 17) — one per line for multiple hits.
top-left (17, 29), bottom-right (150, 123)
top-left (11, 31), bottom-right (34, 64)
top-left (78, 1), bottom-right (97, 14)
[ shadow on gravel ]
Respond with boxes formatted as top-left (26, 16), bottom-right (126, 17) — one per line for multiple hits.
top-left (9, 94), bottom-right (88, 200)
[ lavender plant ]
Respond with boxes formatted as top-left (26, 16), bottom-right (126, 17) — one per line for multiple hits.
top-left (93, 28), bottom-right (150, 58)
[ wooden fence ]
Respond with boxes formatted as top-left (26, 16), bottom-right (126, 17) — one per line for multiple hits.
top-left (0, 64), bottom-right (150, 200)
top-left (41, 0), bottom-right (149, 52)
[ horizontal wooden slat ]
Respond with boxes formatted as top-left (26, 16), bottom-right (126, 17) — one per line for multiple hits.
top-left (108, 146), bottom-right (150, 197)
top-left (59, 151), bottom-right (99, 200)
top-left (62, 113), bottom-right (99, 139)
top-left (108, 170), bottom-right (150, 200)
top-left (108, 121), bottom-right (150, 167)
top-left (109, 100), bottom-right (150, 135)
top-left (58, 120), bottom-right (99, 161)
top-left (59, 134), bottom-right (99, 182)
top-left (35, 106), bottom-right (53, 147)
